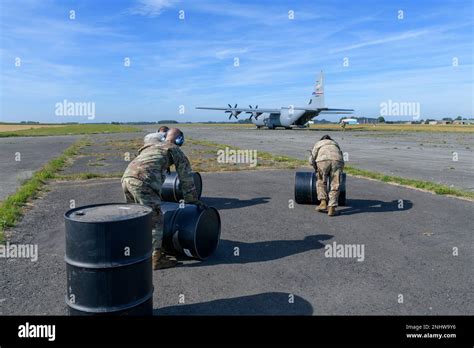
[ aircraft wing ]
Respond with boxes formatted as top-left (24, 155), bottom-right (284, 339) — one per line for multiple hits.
top-left (319, 108), bottom-right (354, 114)
top-left (196, 106), bottom-right (281, 113)
top-left (288, 107), bottom-right (354, 113)
top-left (196, 105), bottom-right (353, 122)
top-left (197, 106), bottom-right (353, 114)
top-left (319, 110), bottom-right (354, 114)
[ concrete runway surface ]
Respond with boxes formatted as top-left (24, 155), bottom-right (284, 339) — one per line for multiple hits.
top-left (0, 170), bottom-right (472, 315)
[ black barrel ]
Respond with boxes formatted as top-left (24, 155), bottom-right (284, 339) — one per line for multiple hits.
top-left (161, 172), bottom-right (202, 202)
top-left (64, 203), bottom-right (154, 316)
top-left (161, 202), bottom-right (221, 260)
top-left (294, 172), bottom-right (317, 204)
top-left (294, 171), bottom-right (346, 206)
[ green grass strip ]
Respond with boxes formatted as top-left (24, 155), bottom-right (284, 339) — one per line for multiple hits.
top-left (0, 140), bottom-right (87, 243)
top-left (344, 165), bottom-right (474, 199)
top-left (0, 124), bottom-right (140, 137)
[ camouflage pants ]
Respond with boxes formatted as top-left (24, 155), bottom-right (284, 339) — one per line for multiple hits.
top-left (121, 177), bottom-right (163, 250)
top-left (316, 160), bottom-right (344, 207)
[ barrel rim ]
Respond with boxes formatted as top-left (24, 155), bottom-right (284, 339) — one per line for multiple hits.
top-left (310, 171), bottom-right (317, 203)
top-left (193, 206), bottom-right (221, 260)
top-left (64, 202), bottom-right (153, 224)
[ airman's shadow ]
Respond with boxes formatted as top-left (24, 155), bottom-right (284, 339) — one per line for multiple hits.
top-left (339, 199), bottom-right (413, 216)
top-left (202, 196), bottom-right (270, 210)
top-left (153, 292), bottom-right (313, 315)
top-left (179, 234), bottom-right (332, 267)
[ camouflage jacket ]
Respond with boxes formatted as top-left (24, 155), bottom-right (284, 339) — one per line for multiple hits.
top-left (122, 141), bottom-right (198, 202)
top-left (309, 139), bottom-right (344, 164)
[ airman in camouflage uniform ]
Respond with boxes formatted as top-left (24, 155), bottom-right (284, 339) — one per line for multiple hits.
top-left (122, 128), bottom-right (203, 269)
top-left (309, 135), bottom-right (344, 216)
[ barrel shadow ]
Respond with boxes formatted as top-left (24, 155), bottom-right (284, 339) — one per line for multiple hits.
top-left (338, 199), bottom-right (413, 216)
top-left (201, 196), bottom-right (271, 210)
top-left (154, 292), bottom-right (313, 315)
top-left (180, 234), bottom-right (333, 266)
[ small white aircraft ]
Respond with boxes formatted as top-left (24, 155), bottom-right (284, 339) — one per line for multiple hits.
top-left (196, 71), bottom-right (354, 129)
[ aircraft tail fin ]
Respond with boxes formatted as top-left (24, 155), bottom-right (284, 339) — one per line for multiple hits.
top-left (308, 71), bottom-right (324, 107)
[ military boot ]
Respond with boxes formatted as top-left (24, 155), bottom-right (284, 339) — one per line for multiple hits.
top-left (152, 249), bottom-right (178, 270)
top-left (316, 199), bottom-right (327, 212)
top-left (328, 206), bottom-right (338, 216)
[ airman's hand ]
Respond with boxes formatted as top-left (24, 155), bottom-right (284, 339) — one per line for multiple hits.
top-left (194, 200), bottom-right (208, 210)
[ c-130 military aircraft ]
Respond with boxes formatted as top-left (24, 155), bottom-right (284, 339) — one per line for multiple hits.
top-left (196, 71), bottom-right (354, 129)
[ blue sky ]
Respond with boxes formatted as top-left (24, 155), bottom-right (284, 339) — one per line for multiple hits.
top-left (0, 0), bottom-right (473, 123)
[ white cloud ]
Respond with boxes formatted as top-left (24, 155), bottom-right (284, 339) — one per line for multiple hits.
top-left (330, 29), bottom-right (431, 53)
top-left (215, 48), bottom-right (249, 59)
top-left (129, 0), bottom-right (180, 17)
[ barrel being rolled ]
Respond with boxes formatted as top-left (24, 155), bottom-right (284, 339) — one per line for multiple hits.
top-left (161, 172), bottom-right (202, 202)
top-left (294, 171), bottom-right (346, 206)
top-left (64, 203), bottom-right (154, 316)
top-left (161, 202), bottom-right (221, 260)
top-left (294, 172), bottom-right (317, 205)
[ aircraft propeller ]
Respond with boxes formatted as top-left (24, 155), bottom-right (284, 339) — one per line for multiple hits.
top-left (246, 105), bottom-right (263, 120)
top-left (225, 104), bottom-right (241, 119)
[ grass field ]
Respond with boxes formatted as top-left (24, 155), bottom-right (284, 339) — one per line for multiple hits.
top-left (0, 124), bottom-right (65, 132)
top-left (0, 124), bottom-right (140, 137)
top-left (308, 123), bottom-right (474, 133)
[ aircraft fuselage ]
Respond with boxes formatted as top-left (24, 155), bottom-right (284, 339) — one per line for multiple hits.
top-left (252, 109), bottom-right (316, 129)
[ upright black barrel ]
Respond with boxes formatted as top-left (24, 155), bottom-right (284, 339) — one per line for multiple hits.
top-left (294, 171), bottom-right (346, 206)
top-left (161, 172), bottom-right (202, 202)
top-left (161, 202), bottom-right (221, 260)
top-left (64, 203), bottom-right (154, 316)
